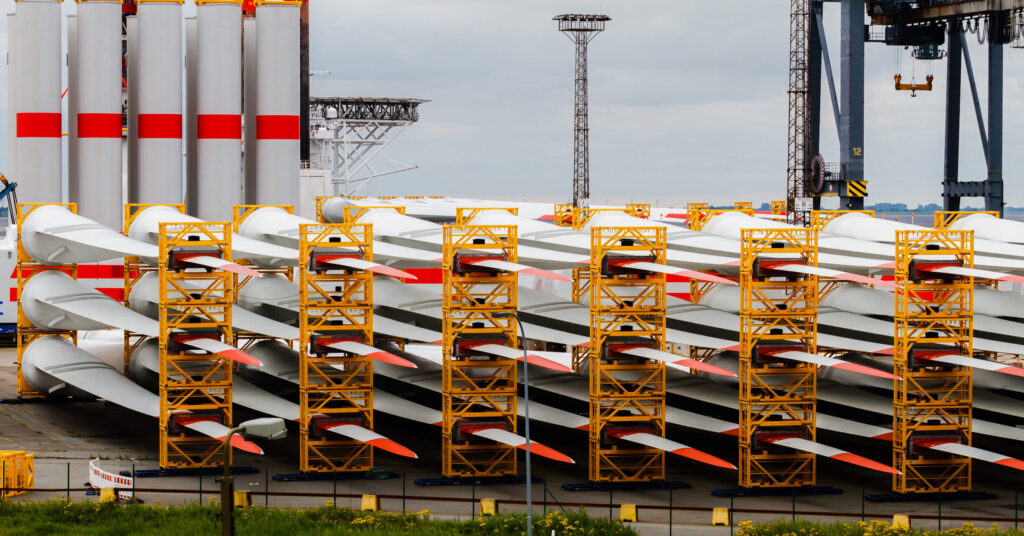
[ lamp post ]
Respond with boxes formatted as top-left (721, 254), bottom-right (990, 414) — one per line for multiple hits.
top-left (221, 418), bottom-right (287, 536)
top-left (507, 312), bottom-right (533, 536)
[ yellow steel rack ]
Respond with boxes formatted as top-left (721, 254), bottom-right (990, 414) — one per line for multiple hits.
top-left (770, 200), bottom-right (787, 216)
top-left (297, 223), bottom-right (376, 473)
top-left (456, 207), bottom-right (518, 226)
top-left (441, 224), bottom-right (519, 478)
top-left (734, 202), bottom-right (754, 211)
top-left (16, 203), bottom-right (79, 398)
top-left (157, 222), bottom-right (234, 469)
top-left (932, 211), bottom-right (999, 230)
top-left (122, 204), bottom-right (185, 375)
top-left (687, 205), bottom-right (754, 231)
top-left (738, 228), bottom-right (819, 488)
top-left (553, 203), bottom-right (651, 230)
top-left (588, 226), bottom-right (667, 482)
top-left (808, 210), bottom-right (875, 231)
top-left (893, 230), bottom-right (973, 493)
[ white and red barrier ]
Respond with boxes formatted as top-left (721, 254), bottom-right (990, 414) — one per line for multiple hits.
top-left (88, 459), bottom-right (133, 500)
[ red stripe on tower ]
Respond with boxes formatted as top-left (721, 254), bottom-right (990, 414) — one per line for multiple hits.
top-left (138, 114), bottom-right (183, 139)
top-left (77, 113), bottom-right (123, 138)
top-left (16, 113), bottom-right (62, 138)
top-left (256, 115), bottom-right (300, 140)
top-left (197, 114), bottom-right (242, 139)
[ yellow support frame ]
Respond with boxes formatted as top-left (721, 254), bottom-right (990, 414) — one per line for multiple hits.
top-left (770, 201), bottom-right (787, 216)
top-left (441, 224), bottom-right (519, 478)
top-left (456, 207), bottom-right (518, 226)
top-left (123, 204), bottom-right (185, 374)
top-left (157, 222), bottom-right (234, 469)
top-left (552, 204), bottom-right (651, 230)
top-left (16, 203), bottom-right (79, 398)
top-left (808, 210), bottom-right (875, 231)
top-left (734, 202), bottom-right (754, 211)
top-left (589, 226), bottom-right (667, 482)
top-left (297, 223), bottom-right (375, 473)
top-left (687, 205), bottom-right (754, 231)
top-left (739, 228), bottom-right (819, 488)
top-left (893, 230), bottom-right (973, 494)
top-left (932, 211), bottom-right (999, 230)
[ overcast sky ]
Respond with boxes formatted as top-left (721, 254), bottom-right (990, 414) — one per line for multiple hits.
top-left (1, 1), bottom-right (1021, 207)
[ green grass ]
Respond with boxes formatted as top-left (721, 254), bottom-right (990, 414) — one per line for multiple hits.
top-left (0, 499), bottom-right (636, 536)
top-left (736, 519), bottom-right (1024, 536)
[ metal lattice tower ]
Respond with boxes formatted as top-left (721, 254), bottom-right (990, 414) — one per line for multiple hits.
top-left (786, 0), bottom-right (811, 225)
top-left (555, 14), bottom-right (609, 210)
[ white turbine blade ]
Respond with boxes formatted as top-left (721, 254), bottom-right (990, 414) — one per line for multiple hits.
top-left (765, 437), bottom-right (899, 474)
top-left (27, 337), bottom-right (159, 416)
top-left (231, 306), bottom-right (300, 340)
top-left (614, 346), bottom-right (737, 377)
top-left (770, 350), bottom-right (900, 380)
top-left (919, 352), bottom-right (1024, 378)
top-left (232, 374), bottom-right (299, 420)
top-left (461, 343), bottom-right (572, 372)
top-left (325, 340), bottom-right (417, 368)
top-left (174, 418), bottom-right (263, 454)
top-left (461, 426), bottom-right (574, 464)
top-left (612, 260), bottom-right (735, 285)
top-left (615, 432), bottom-right (735, 469)
top-left (374, 390), bottom-right (443, 425)
top-left (816, 413), bottom-right (894, 441)
top-left (230, 233), bottom-right (299, 261)
top-left (771, 263), bottom-right (895, 288)
top-left (179, 337), bottom-right (262, 367)
top-left (181, 255), bottom-right (262, 278)
top-left (40, 227), bottom-right (157, 259)
top-left (373, 315), bottom-right (443, 343)
top-left (322, 256), bottom-right (418, 280)
top-left (38, 289), bottom-right (159, 336)
top-left (922, 441), bottom-right (1024, 471)
top-left (920, 265), bottom-right (1024, 284)
top-left (460, 258), bottom-right (570, 282)
top-left (326, 424), bottom-right (419, 459)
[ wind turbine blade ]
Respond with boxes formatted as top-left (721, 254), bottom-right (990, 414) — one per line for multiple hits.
top-left (320, 256), bottom-right (417, 280)
top-left (231, 306), bottom-right (300, 340)
top-left (373, 315), bottom-right (443, 343)
top-left (374, 390), bottom-right (444, 425)
top-left (325, 340), bottom-right (417, 368)
top-left (769, 350), bottom-right (901, 380)
top-left (27, 271), bottom-right (159, 335)
top-left (765, 437), bottom-right (899, 474)
top-left (177, 336), bottom-right (262, 367)
top-left (919, 265), bottom-right (1024, 284)
top-left (180, 255), bottom-right (262, 278)
top-left (460, 426), bottom-right (574, 464)
top-left (325, 424), bottom-right (418, 459)
top-left (615, 345), bottom-right (737, 377)
top-left (461, 342), bottom-right (572, 372)
top-left (771, 263), bottom-right (895, 288)
top-left (614, 432), bottom-right (736, 469)
top-left (611, 260), bottom-right (736, 285)
top-left (173, 417), bottom-right (263, 454)
top-left (920, 440), bottom-right (1024, 471)
top-left (918, 352), bottom-right (1024, 378)
top-left (460, 258), bottom-right (571, 282)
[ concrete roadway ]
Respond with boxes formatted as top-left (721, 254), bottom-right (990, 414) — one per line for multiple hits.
top-left (1, 348), bottom-right (1022, 534)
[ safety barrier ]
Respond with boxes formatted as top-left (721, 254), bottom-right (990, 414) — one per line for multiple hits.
top-left (88, 459), bottom-right (132, 500)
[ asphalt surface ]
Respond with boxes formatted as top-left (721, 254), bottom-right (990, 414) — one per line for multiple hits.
top-left (2, 347), bottom-right (1023, 533)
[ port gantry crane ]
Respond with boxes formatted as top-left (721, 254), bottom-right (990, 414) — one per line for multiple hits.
top-left (786, 0), bottom-right (1022, 223)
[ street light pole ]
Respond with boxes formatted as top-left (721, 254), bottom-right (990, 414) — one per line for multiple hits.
top-left (221, 427), bottom-right (239, 536)
top-left (510, 313), bottom-right (533, 536)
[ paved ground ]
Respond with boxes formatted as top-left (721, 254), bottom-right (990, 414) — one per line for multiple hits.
top-left (3, 347), bottom-right (1024, 533)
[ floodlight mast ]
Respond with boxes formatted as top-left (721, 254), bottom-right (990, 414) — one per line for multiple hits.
top-left (555, 14), bottom-right (609, 210)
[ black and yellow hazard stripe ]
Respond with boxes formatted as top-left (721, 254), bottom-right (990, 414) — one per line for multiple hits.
top-left (846, 181), bottom-right (868, 197)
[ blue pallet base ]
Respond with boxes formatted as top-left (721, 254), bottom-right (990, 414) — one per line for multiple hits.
top-left (274, 470), bottom-right (400, 482)
top-left (711, 486), bottom-right (842, 498)
top-left (131, 466), bottom-right (260, 478)
top-left (866, 491), bottom-right (997, 503)
top-left (415, 475), bottom-right (545, 487)
top-left (562, 481), bottom-right (692, 492)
